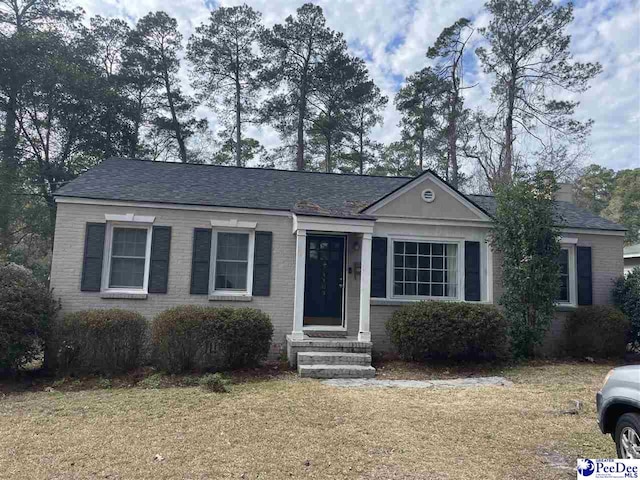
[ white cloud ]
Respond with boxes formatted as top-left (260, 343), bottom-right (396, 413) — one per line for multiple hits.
top-left (70, 0), bottom-right (640, 172)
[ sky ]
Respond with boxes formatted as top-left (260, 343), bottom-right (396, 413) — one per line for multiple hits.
top-left (73, 0), bottom-right (640, 172)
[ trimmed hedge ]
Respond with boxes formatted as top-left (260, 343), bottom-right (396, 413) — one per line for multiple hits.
top-left (564, 305), bottom-right (629, 358)
top-left (613, 268), bottom-right (640, 349)
top-left (0, 263), bottom-right (58, 375)
top-left (386, 301), bottom-right (510, 361)
top-left (54, 309), bottom-right (148, 374)
top-left (151, 306), bottom-right (273, 373)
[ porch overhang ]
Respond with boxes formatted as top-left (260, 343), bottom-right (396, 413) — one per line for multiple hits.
top-left (292, 213), bottom-right (375, 235)
top-left (291, 213), bottom-right (375, 344)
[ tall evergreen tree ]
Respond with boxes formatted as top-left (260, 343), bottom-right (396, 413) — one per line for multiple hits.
top-left (83, 16), bottom-right (133, 158)
top-left (188, 5), bottom-right (263, 167)
top-left (128, 11), bottom-right (202, 162)
top-left (260, 3), bottom-right (339, 171)
top-left (0, 0), bottom-right (81, 252)
top-left (474, 0), bottom-right (601, 188)
top-left (395, 67), bottom-right (447, 171)
top-left (427, 18), bottom-right (473, 188)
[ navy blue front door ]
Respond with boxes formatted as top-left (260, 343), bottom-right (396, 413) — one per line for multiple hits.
top-left (303, 235), bottom-right (345, 326)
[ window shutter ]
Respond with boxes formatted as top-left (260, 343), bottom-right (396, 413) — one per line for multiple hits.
top-left (190, 228), bottom-right (212, 294)
top-left (464, 241), bottom-right (481, 301)
top-left (80, 223), bottom-right (106, 292)
top-left (149, 226), bottom-right (171, 293)
top-left (371, 237), bottom-right (387, 298)
top-left (252, 231), bottom-right (273, 296)
top-left (577, 246), bottom-right (592, 305)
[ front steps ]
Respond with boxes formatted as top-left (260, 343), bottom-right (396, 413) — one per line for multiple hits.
top-left (299, 364), bottom-right (376, 378)
top-left (298, 351), bottom-right (371, 365)
top-left (286, 335), bottom-right (376, 378)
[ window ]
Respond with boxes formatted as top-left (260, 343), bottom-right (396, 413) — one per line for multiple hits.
top-left (104, 225), bottom-right (152, 291)
top-left (558, 247), bottom-right (573, 304)
top-left (392, 240), bottom-right (458, 298)
top-left (211, 231), bottom-right (254, 294)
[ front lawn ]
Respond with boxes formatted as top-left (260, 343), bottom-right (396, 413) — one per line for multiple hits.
top-left (0, 362), bottom-right (618, 479)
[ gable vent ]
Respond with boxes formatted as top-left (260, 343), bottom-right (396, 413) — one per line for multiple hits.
top-left (421, 189), bottom-right (435, 203)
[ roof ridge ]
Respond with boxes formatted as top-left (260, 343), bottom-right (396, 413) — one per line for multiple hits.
top-left (105, 157), bottom-right (415, 180)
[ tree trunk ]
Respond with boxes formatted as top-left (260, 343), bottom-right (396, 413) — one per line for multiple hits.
top-left (296, 83), bottom-right (307, 171)
top-left (0, 92), bottom-right (18, 250)
top-left (447, 92), bottom-right (459, 188)
top-left (418, 133), bottom-right (424, 171)
top-left (358, 130), bottom-right (364, 175)
top-left (235, 77), bottom-right (242, 167)
top-left (163, 70), bottom-right (187, 163)
top-left (325, 135), bottom-right (331, 173)
top-left (502, 69), bottom-right (516, 185)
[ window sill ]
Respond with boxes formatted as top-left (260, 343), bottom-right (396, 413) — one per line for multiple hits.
top-left (208, 294), bottom-right (252, 302)
top-left (100, 291), bottom-right (148, 300)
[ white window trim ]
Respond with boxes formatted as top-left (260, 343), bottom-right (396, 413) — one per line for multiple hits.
top-left (209, 227), bottom-right (255, 298)
top-left (386, 235), bottom-right (465, 302)
top-left (557, 244), bottom-right (577, 307)
top-left (101, 222), bottom-right (153, 295)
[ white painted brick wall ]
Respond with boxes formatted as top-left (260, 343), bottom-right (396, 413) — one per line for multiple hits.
top-left (51, 201), bottom-right (625, 357)
top-left (50, 202), bottom-right (297, 355)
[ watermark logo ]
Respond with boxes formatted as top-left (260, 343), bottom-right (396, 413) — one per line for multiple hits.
top-left (577, 459), bottom-right (640, 479)
top-left (577, 459), bottom-right (595, 476)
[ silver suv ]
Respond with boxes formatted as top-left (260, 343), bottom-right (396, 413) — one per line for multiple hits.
top-left (597, 365), bottom-right (640, 459)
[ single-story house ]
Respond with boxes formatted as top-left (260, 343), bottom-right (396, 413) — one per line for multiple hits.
top-left (624, 243), bottom-right (640, 275)
top-left (50, 158), bottom-right (626, 377)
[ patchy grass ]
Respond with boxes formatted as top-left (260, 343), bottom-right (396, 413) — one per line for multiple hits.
top-left (0, 362), bottom-right (621, 479)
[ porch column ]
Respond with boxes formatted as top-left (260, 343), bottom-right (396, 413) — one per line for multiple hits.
top-left (292, 229), bottom-right (307, 340)
top-left (358, 233), bottom-right (372, 342)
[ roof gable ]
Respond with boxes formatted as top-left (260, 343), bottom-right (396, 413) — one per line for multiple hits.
top-left (361, 170), bottom-right (491, 221)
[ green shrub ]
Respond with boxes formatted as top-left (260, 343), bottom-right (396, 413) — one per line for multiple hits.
top-left (138, 372), bottom-right (164, 389)
top-left (0, 263), bottom-right (58, 375)
top-left (564, 306), bottom-right (629, 358)
top-left (613, 268), bottom-right (640, 349)
top-left (386, 301), bottom-right (510, 361)
top-left (54, 309), bottom-right (148, 374)
top-left (151, 306), bottom-right (273, 373)
top-left (199, 373), bottom-right (231, 393)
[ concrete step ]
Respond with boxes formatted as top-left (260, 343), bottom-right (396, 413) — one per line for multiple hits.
top-left (298, 364), bottom-right (376, 379)
top-left (298, 351), bottom-right (372, 366)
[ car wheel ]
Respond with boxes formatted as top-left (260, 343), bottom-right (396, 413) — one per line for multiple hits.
top-left (615, 413), bottom-right (640, 459)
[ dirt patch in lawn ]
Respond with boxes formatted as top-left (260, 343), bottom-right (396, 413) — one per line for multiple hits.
top-left (0, 361), bottom-right (620, 479)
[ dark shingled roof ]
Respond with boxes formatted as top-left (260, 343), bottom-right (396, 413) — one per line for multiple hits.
top-left (55, 157), bottom-right (625, 231)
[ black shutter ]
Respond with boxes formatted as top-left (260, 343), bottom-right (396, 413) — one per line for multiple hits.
top-left (577, 246), bottom-right (592, 305)
top-left (148, 226), bottom-right (171, 293)
top-left (464, 241), bottom-right (481, 301)
top-left (253, 231), bottom-right (273, 296)
top-left (80, 223), bottom-right (106, 292)
top-left (190, 228), bottom-right (212, 294)
top-left (371, 237), bottom-right (387, 298)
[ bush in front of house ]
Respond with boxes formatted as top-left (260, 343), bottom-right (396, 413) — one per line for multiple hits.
top-left (563, 306), bottom-right (629, 358)
top-left (54, 309), bottom-right (148, 374)
top-left (0, 263), bottom-right (59, 375)
top-left (385, 301), bottom-right (511, 361)
top-left (151, 306), bottom-right (273, 373)
top-left (199, 373), bottom-right (231, 393)
top-left (613, 268), bottom-right (640, 350)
